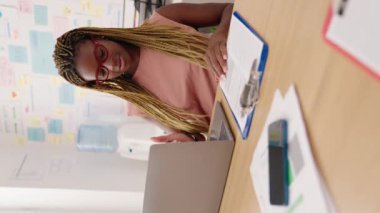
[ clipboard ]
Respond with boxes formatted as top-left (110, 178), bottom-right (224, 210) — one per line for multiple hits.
top-left (220, 11), bottom-right (269, 140)
top-left (323, 0), bottom-right (380, 81)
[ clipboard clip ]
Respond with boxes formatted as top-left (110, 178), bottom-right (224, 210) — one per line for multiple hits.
top-left (334, 0), bottom-right (349, 16)
top-left (240, 59), bottom-right (260, 117)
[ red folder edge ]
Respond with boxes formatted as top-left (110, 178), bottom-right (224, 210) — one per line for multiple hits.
top-left (322, 5), bottom-right (380, 81)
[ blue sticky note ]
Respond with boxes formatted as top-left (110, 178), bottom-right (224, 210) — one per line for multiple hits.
top-left (48, 119), bottom-right (63, 134)
top-left (77, 124), bottom-right (118, 152)
top-left (27, 127), bottom-right (45, 142)
top-left (59, 83), bottom-right (75, 104)
top-left (29, 31), bottom-right (56, 74)
top-left (8, 45), bottom-right (28, 63)
top-left (34, 5), bottom-right (48, 25)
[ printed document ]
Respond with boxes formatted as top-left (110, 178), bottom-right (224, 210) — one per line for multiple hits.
top-left (250, 85), bottom-right (336, 212)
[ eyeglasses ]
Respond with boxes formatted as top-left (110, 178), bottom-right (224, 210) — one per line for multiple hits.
top-left (90, 38), bottom-right (109, 86)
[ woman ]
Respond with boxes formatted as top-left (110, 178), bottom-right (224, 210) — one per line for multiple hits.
top-left (53, 3), bottom-right (233, 142)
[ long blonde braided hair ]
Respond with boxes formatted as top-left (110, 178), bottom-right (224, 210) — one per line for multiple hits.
top-left (53, 23), bottom-right (211, 133)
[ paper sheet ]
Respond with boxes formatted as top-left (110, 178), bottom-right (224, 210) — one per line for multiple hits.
top-left (250, 85), bottom-right (336, 212)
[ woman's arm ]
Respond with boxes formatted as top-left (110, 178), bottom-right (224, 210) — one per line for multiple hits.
top-left (156, 3), bottom-right (232, 29)
top-left (151, 132), bottom-right (205, 142)
top-left (156, 3), bottom-right (233, 78)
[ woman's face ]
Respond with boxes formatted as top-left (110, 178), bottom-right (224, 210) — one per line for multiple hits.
top-left (75, 39), bottom-right (137, 83)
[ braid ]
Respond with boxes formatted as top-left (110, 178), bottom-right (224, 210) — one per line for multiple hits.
top-left (53, 23), bottom-right (210, 133)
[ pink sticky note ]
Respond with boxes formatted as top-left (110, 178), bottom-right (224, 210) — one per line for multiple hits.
top-left (18, 0), bottom-right (33, 14)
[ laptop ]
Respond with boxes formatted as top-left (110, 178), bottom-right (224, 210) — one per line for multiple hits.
top-left (143, 102), bottom-right (234, 213)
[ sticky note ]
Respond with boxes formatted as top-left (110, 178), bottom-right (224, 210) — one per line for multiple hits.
top-left (63, 133), bottom-right (75, 143)
top-left (47, 135), bottom-right (61, 144)
top-left (48, 119), bottom-right (63, 134)
top-left (77, 124), bottom-right (118, 152)
top-left (59, 83), bottom-right (75, 104)
top-left (29, 31), bottom-right (56, 74)
top-left (27, 127), bottom-right (45, 142)
top-left (19, 0), bottom-right (34, 14)
top-left (8, 45), bottom-right (28, 63)
top-left (16, 136), bottom-right (27, 145)
top-left (34, 5), bottom-right (48, 25)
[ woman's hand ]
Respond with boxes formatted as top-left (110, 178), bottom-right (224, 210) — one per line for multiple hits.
top-left (206, 31), bottom-right (228, 80)
top-left (151, 132), bottom-right (194, 142)
top-left (205, 4), bottom-right (232, 80)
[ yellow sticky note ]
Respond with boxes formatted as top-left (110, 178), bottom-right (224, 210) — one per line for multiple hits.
top-left (63, 6), bottom-right (72, 17)
top-left (29, 117), bottom-right (41, 126)
top-left (63, 133), bottom-right (75, 143)
top-left (16, 137), bottom-right (26, 145)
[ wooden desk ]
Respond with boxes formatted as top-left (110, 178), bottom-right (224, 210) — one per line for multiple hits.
top-left (216, 0), bottom-right (380, 212)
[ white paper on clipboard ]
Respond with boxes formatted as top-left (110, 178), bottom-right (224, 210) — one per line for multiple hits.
top-left (220, 12), bottom-right (268, 139)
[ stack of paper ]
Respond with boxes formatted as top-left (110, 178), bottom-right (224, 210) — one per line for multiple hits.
top-left (250, 85), bottom-right (336, 212)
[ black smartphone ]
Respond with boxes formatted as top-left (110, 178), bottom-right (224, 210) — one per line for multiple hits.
top-left (268, 119), bottom-right (288, 205)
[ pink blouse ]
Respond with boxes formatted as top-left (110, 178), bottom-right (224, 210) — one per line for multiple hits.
top-left (128, 12), bottom-right (217, 123)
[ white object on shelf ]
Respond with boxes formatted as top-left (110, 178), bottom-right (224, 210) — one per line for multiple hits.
top-left (117, 116), bottom-right (171, 161)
